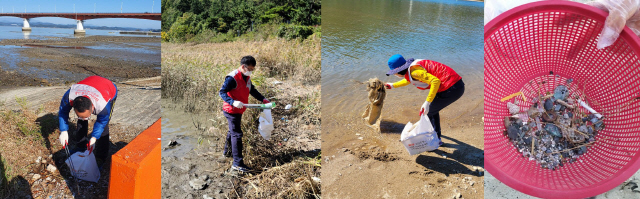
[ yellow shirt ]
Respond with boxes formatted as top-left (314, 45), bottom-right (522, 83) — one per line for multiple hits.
top-left (391, 65), bottom-right (441, 102)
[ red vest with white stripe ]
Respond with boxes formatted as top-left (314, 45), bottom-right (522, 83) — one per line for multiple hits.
top-left (223, 67), bottom-right (251, 114)
top-left (69, 76), bottom-right (116, 115)
top-left (404, 59), bottom-right (461, 92)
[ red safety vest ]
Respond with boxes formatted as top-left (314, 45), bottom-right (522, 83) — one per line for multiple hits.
top-left (69, 76), bottom-right (116, 114)
top-left (222, 67), bottom-right (251, 114)
top-left (404, 60), bottom-right (461, 92)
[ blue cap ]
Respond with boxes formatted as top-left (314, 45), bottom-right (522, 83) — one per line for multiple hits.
top-left (386, 54), bottom-right (413, 76)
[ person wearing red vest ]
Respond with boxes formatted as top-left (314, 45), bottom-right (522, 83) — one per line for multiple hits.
top-left (58, 76), bottom-right (118, 166)
top-left (384, 54), bottom-right (465, 146)
top-left (219, 56), bottom-right (270, 173)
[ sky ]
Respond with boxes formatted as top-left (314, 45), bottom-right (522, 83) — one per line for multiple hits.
top-left (0, 0), bottom-right (160, 29)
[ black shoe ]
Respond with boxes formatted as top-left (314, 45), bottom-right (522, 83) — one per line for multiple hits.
top-left (96, 158), bottom-right (106, 170)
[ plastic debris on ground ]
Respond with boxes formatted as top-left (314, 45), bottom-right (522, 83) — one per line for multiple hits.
top-left (503, 80), bottom-right (603, 170)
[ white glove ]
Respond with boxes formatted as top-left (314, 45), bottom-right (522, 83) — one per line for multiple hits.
top-left (88, 137), bottom-right (97, 155)
top-left (587, 0), bottom-right (640, 49)
top-left (59, 131), bottom-right (69, 148)
top-left (89, 137), bottom-right (96, 148)
top-left (384, 83), bottom-right (394, 89)
top-left (232, 101), bottom-right (244, 108)
top-left (420, 101), bottom-right (431, 116)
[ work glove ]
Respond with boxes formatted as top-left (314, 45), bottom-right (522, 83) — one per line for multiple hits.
top-left (384, 83), bottom-right (394, 90)
top-left (263, 99), bottom-right (270, 104)
top-left (59, 131), bottom-right (69, 148)
top-left (588, 0), bottom-right (640, 49)
top-left (419, 101), bottom-right (431, 116)
top-left (87, 137), bottom-right (96, 155)
top-left (232, 101), bottom-right (244, 108)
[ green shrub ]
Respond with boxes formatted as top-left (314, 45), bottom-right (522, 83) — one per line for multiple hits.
top-left (277, 24), bottom-right (314, 40)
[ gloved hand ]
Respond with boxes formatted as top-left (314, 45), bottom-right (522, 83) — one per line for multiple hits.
top-left (59, 131), bottom-right (69, 148)
top-left (588, 0), bottom-right (640, 49)
top-left (232, 101), bottom-right (244, 108)
top-left (87, 137), bottom-right (96, 155)
top-left (384, 83), bottom-right (394, 89)
top-left (419, 101), bottom-right (430, 116)
top-left (263, 99), bottom-right (270, 104)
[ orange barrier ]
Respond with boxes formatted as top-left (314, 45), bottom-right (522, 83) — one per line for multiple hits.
top-left (108, 118), bottom-right (161, 199)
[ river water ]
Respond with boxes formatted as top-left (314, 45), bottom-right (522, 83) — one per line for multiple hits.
top-left (0, 26), bottom-right (155, 40)
top-left (322, 0), bottom-right (484, 150)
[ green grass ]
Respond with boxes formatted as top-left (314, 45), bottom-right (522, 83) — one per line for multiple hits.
top-left (0, 98), bottom-right (45, 145)
top-left (1, 155), bottom-right (11, 184)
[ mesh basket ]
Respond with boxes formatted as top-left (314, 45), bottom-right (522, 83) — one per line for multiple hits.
top-left (484, 1), bottom-right (640, 198)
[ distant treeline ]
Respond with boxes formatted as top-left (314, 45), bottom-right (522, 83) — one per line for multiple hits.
top-left (161, 0), bottom-right (321, 42)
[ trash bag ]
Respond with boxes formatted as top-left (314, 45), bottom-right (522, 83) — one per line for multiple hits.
top-left (65, 150), bottom-right (100, 183)
top-left (362, 78), bottom-right (386, 127)
top-left (258, 109), bottom-right (274, 140)
top-left (400, 114), bottom-right (440, 155)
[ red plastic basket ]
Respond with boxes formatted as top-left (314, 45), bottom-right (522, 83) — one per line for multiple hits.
top-left (484, 1), bottom-right (640, 198)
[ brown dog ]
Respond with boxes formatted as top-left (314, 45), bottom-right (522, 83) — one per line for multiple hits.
top-left (362, 78), bottom-right (386, 128)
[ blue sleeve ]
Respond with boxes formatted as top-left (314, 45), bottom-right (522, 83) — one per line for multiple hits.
top-left (91, 111), bottom-right (109, 139)
top-left (219, 76), bottom-right (236, 105)
top-left (58, 90), bottom-right (72, 132)
top-left (249, 81), bottom-right (266, 102)
top-left (91, 89), bottom-right (116, 139)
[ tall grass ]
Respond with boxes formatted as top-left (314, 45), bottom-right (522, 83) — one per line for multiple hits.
top-left (162, 34), bottom-right (320, 119)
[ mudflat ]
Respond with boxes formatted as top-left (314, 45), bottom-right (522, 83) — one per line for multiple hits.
top-left (0, 35), bottom-right (160, 87)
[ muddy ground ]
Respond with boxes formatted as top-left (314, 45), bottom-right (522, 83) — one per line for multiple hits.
top-left (322, 74), bottom-right (484, 199)
top-left (0, 36), bottom-right (161, 87)
top-left (161, 79), bottom-right (321, 199)
top-left (0, 78), bottom-right (161, 198)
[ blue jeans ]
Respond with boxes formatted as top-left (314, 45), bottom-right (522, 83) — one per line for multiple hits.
top-left (427, 79), bottom-right (465, 139)
top-left (223, 111), bottom-right (245, 167)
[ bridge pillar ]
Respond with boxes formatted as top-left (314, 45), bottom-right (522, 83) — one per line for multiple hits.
top-left (22, 18), bottom-right (31, 31)
top-left (74, 20), bottom-right (86, 34)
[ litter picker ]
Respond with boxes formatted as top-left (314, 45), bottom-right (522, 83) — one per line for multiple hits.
top-left (243, 102), bottom-right (276, 109)
top-left (63, 140), bottom-right (81, 196)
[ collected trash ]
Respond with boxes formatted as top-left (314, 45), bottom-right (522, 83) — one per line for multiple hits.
top-left (362, 78), bottom-right (386, 127)
top-left (400, 114), bottom-right (440, 155)
top-left (65, 150), bottom-right (100, 182)
top-left (504, 82), bottom-right (603, 170)
top-left (258, 109), bottom-right (274, 140)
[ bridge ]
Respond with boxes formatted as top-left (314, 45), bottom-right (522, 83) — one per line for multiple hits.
top-left (0, 13), bottom-right (161, 34)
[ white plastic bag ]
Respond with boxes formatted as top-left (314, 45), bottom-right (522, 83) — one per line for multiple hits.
top-left (65, 150), bottom-right (100, 183)
top-left (258, 109), bottom-right (274, 140)
top-left (400, 114), bottom-right (440, 155)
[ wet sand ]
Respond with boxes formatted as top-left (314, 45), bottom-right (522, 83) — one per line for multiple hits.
top-left (0, 36), bottom-right (160, 86)
top-left (322, 73), bottom-right (484, 198)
